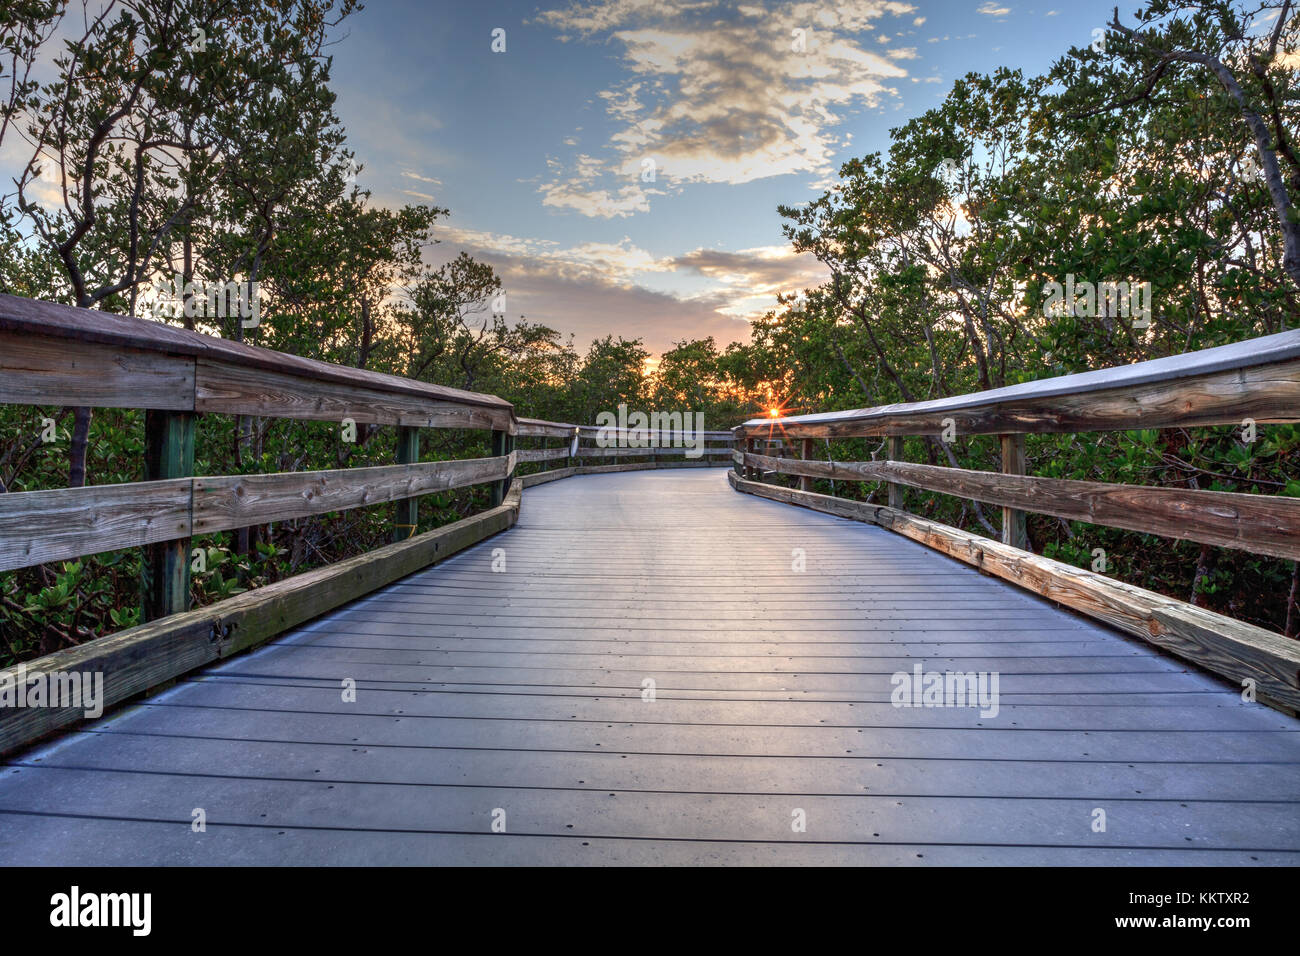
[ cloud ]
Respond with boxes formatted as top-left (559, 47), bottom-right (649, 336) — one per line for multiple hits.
top-left (537, 153), bottom-right (655, 217)
top-left (977, 2), bottom-right (1011, 15)
top-left (532, 0), bottom-right (915, 216)
top-left (429, 224), bottom-right (828, 351)
top-left (428, 230), bottom-right (751, 353)
top-left (437, 223), bottom-right (672, 284)
top-left (401, 171), bottom-right (443, 185)
top-left (671, 244), bottom-right (830, 317)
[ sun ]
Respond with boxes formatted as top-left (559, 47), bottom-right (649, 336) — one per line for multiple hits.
top-left (754, 394), bottom-right (800, 443)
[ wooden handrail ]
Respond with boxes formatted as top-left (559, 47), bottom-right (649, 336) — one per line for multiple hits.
top-left (736, 328), bottom-right (1300, 438)
top-left (0, 293), bottom-right (512, 427)
top-left (729, 331), bottom-right (1299, 558)
top-left (736, 450), bottom-right (1300, 561)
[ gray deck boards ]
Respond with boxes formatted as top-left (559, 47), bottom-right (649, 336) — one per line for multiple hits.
top-left (2, 468), bottom-right (1297, 865)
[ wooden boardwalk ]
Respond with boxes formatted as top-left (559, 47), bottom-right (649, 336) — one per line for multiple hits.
top-left (1, 469), bottom-right (1298, 865)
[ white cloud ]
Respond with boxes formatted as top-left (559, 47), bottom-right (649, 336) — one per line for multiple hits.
top-left (977, 2), bottom-right (1011, 15)
top-left (431, 221), bottom-right (828, 348)
top-left (532, 0), bottom-right (915, 216)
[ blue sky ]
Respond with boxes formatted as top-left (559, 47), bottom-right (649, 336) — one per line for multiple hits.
top-left (210, 2), bottom-right (1170, 355)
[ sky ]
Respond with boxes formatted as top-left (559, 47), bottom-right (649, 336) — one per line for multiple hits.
top-left (46, 0), bottom-right (1152, 357)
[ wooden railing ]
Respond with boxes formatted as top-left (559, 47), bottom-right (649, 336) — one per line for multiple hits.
top-left (729, 329), bottom-right (1300, 712)
top-left (0, 293), bottom-right (733, 752)
top-left (0, 294), bottom-right (518, 608)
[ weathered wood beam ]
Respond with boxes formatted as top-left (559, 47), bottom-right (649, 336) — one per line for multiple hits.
top-left (193, 455), bottom-right (513, 534)
top-left (394, 426), bottom-right (420, 542)
top-left (1000, 434), bottom-right (1028, 551)
top-left (0, 293), bottom-right (514, 422)
top-left (0, 330), bottom-right (195, 410)
top-left (490, 430), bottom-right (509, 507)
top-left (736, 335), bottom-right (1300, 439)
top-left (140, 411), bottom-right (195, 621)
top-left (741, 452), bottom-right (1300, 561)
top-left (515, 418), bottom-right (578, 439)
top-left (887, 436), bottom-right (905, 511)
top-left (0, 456), bottom-right (515, 571)
top-left (516, 446), bottom-right (570, 462)
top-left (521, 466), bottom-right (577, 488)
top-left (0, 479), bottom-right (191, 572)
top-left (195, 359), bottom-right (512, 431)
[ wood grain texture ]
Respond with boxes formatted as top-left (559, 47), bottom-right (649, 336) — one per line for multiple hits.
top-left (195, 359), bottom-right (512, 430)
top-left (141, 411), bottom-right (196, 620)
top-left (737, 354), bottom-right (1300, 438)
top-left (0, 479), bottom-right (192, 572)
top-left (742, 452), bottom-right (1300, 561)
top-left (515, 418), bottom-right (577, 439)
top-left (520, 466), bottom-right (577, 488)
top-left (516, 447), bottom-right (570, 462)
top-left (729, 470), bottom-right (1300, 712)
top-left (192, 455), bottom-right (513, 533)
top-left (0, 480), bottom-right (524, 756)
top-left (0, 293), bottom-right (513, 420)
top-left (0, 330), bottom-right (195, 410)
top-left (887, 435), bottom-right (905, 511)
top-left (1000, 434), bottom-right (1028, 551)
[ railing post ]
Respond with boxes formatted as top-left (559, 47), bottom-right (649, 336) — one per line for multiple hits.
top-left (746, 437), bottom-right (757, 480)
top-left (141, 410), bottom-right (195, 622)
top-left (394, 425), bottom-right (419, 541)
top-left (800, 437), bottom-right (813, 492)
top-left (887, 435), bottom-right (905, 510)
top-left (490, 428), bottom-right (510, 506)
top-left (569, 427), bottom-right (580, 470)
top-left (1000, 433), bottom-right (1028, 550)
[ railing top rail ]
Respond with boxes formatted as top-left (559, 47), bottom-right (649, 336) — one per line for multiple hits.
top-left (515, 416), bottom-right (578, 430)
top-left (739, 328), bottom-right (1300, 433)
top-left (0, 292), bottom-right (513, 413)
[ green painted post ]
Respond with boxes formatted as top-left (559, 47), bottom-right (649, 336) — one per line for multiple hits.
top-left (395, 426), bottom-right (419, 541)
top-left (141, 410), bottom-right (196, 622)
top-left (490, 429), bottom-right (510, 507)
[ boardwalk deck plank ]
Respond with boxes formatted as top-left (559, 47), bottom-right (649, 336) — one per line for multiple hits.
top-left (1, 469), bottom-right (1297, 865)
